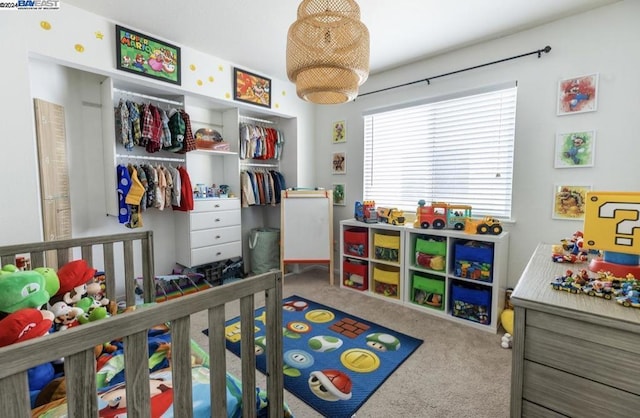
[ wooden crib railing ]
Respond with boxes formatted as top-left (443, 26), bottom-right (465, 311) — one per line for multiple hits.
top-left (0, 232), bottom-right (284, 418)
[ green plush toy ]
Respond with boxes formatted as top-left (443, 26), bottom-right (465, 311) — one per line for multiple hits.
top-left (76, 296), bottom-right (108, 324)
top-left (0, 270), bottom-right (50, 313)
top-left (34, 267), bottom-right (60, 298)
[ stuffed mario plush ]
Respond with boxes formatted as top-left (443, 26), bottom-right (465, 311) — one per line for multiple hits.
top-left (52, 260), bottom-right (97, 304)
top-left (0, 308), bottom-right (54, 347)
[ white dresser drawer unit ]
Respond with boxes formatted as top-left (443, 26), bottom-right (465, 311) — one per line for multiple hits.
top-left (190, 241), bottom-right (242, 266)
top-left (191, 225), bottom-right (241, 248)
top-left (190, 210), bottom-right (241, 230)
top-left (192, 198), bottom-right (240, 212)
top-left (175, 198), bottom-right (242, 267)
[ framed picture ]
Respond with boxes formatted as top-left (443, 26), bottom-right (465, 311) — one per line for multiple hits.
top-left (332, 152), bottom-right (346, 175)
top-left (333, 120), bottom-right (347, 143)
top-left (333, 184), bottom-right (346, 206)
top-left (233, 68), bottom-right (271, 108)
top-left (115, 25), bottom-right (181, 85)
top-left (552, 184), bottom-right (592, 220)
top-left (557, 73), bottom-right (598, 115)
top-left (554, 130), bottom-right (596, 168)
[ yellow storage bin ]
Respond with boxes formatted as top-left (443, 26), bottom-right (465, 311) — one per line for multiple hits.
top-left (374, 233), bottom-right (400, 262)
top-left (374, 233), bottom-right (400, 249)
top-left (373, 265), bottom-right (400, 299)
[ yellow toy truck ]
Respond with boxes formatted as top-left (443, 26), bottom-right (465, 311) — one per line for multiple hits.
top-left (377, 207), bottom-right (406, 225)
top-left (464, 216), bottom-right (503, 235)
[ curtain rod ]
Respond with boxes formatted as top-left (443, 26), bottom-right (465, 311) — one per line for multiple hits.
top-left (358, 45), bottom-right (552, 98)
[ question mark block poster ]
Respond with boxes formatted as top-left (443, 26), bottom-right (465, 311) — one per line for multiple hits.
top-left (583, 191), bottom-right (640, 254)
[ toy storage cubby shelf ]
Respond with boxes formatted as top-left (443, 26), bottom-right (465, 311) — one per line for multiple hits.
top-left (340, 219), bottom-right (510, 333)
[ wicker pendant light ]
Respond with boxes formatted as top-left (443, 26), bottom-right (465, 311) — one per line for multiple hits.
top-left (286, 0), bottom-right (370, 104)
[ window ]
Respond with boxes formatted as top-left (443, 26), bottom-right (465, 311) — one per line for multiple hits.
top-left (363, 84), bottom-right (517, 219)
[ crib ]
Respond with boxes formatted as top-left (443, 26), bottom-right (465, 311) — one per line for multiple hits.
top-left (0, 231), bottom-right (284, 417)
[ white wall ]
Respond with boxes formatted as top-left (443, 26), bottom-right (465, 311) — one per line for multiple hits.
top-left (316, 0), bottom-right (640, 287)
top-left (0, 4), bottom-right (314, 276)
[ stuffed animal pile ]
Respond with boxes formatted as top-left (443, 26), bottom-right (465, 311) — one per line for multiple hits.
top-left (0, 259), bottom-right (111, 348)
top-left (0, 259), bottom-right (114, 406)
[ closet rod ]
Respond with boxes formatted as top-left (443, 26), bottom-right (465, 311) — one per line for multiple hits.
top-left (113, 88), bottom-right (184, 106)
top-left (116, 153), bottom-right (185, 163)
top-left (239, 115), bottom-right (276, 125)
top-left (241, 162), bottom-right (279, 168)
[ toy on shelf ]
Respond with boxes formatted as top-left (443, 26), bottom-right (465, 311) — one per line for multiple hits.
top-left (376, 207), bottom-right (406, 225)
top-left (464, 216), bottom-right (503, 235)
top-left (354, 200), bottom-right (378, 223)
top-left (583, 192), bottom-right (640, 280)
top-left (414, 200), bottom-right (472, 230)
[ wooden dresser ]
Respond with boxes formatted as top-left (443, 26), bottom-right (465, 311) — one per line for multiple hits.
top-left (510, 243), bottom-right (640, 417)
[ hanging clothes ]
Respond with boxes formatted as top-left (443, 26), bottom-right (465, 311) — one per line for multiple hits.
top-left (116, 164), bottom-right (131, 224)
top-left (172, 166), bottom-right (194, 211)
top-left (240, 169), bottom-right (286, 207)
top-left (239, 122), bottom-right (284, 160)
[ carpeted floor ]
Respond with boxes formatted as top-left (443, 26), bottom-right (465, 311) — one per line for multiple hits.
top-left (189, 268), bottom-right (512, 418)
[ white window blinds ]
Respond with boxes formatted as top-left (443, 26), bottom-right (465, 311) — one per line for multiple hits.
top-left (363, 85), bottom-right (517, 219)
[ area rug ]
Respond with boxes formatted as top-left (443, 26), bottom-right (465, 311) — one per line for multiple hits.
top-left (217, 295), bottom-right (423, 418)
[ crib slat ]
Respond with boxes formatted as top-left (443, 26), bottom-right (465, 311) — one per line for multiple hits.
top-left (56, 247), bottom-right (70, 267)
top-left (0, 254), bottom-right (14, 266)
top-left (124, 330), bottom-right (151, 418)
top-left (0, 372), bottom-right (30, 417)
top-left (265, 277), bottom-right (284, 416)
top-left (31, 251), bottom-right (45, 269)
top-left (240, 295), bottom-right (257, 418)
top-left (123, 240), bottom-right (135, 307)
top-left (81, 244), bottom-right (93, 267)
top-left (65, 349), bottom-right (98, 417)
top-left (208, 304), bottom-right (227, 417)
top-left (141, 234), bottom-right (155, 304)
top-left (103, 242), bottom-right (116, 302)
top-left (171, 316), bottom-right (193, 418)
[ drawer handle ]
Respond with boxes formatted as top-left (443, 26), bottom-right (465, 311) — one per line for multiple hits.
top-left (215, 218), bottom-right (221, 222)
top-left (216, 252), bottom-right (222, 256)
top-left (214, 204), bottom-right (220, 208)
top-left (215, 235), bottom-right (221, 239)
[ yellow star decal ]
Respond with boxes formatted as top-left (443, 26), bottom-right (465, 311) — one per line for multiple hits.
top-left (95, 31), bottom-right (104, 40)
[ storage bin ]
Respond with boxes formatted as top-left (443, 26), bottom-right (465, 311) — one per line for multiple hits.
top-left (373, 265), bottom-right (400, 299)
top-left (415, 237), bottom-right (447, 256)
top-left (454, 241), bottom-right (494, 282)
top-left (374, 233), bottom-right (400, 262)
top-left (344, 227), bottom-right (368, 257)
top-left (343, 258), bottom-right (368, 291)
top-left (412, 274), bottom-right (445, 310)
top-left (450, 282), bottom-right (491, 325)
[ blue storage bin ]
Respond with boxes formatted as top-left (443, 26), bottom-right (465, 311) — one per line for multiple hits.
top-left (454, 242), bottom-right (494, 282)
top-left (451, 282), bottom-right (491, 325)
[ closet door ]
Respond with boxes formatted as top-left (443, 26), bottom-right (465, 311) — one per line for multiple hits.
top-left (34, 98), bottom-right (72, 265)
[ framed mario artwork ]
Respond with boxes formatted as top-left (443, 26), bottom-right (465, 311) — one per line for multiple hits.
top-left (115, 25), bottom-right (181, 85)
top-left (233, 68), bottom-right (271, 108)
top-left (557, 73), bottom-right (598, 115)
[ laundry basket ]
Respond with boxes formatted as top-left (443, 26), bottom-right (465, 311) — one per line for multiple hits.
top-left (249, 227), bottom-right (281, 274)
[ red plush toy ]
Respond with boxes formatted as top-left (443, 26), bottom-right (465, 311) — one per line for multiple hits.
top-left (53, 260), bottom-right (97, 304)
top-left (0, 308), bottom-right (54, 347)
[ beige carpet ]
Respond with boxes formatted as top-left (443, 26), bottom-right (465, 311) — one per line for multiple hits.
top-left (190, 268), bottom-right (511, 418)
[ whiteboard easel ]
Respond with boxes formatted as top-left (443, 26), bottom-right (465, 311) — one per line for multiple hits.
top-left (280, 189), bottom-right (334, 284)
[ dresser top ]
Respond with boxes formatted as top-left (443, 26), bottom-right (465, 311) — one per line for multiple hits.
top-left (512, 243), bottom-right (640, 328)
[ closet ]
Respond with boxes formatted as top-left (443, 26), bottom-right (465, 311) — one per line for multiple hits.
top-left (99, 76), bottom-right (297, 272)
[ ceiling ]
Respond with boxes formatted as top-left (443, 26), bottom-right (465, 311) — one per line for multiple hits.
top-left (63, 0), bottom-right (619, 83)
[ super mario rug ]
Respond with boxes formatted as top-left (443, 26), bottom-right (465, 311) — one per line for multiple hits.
top-left (214, 295), bottom-right (423, 418)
